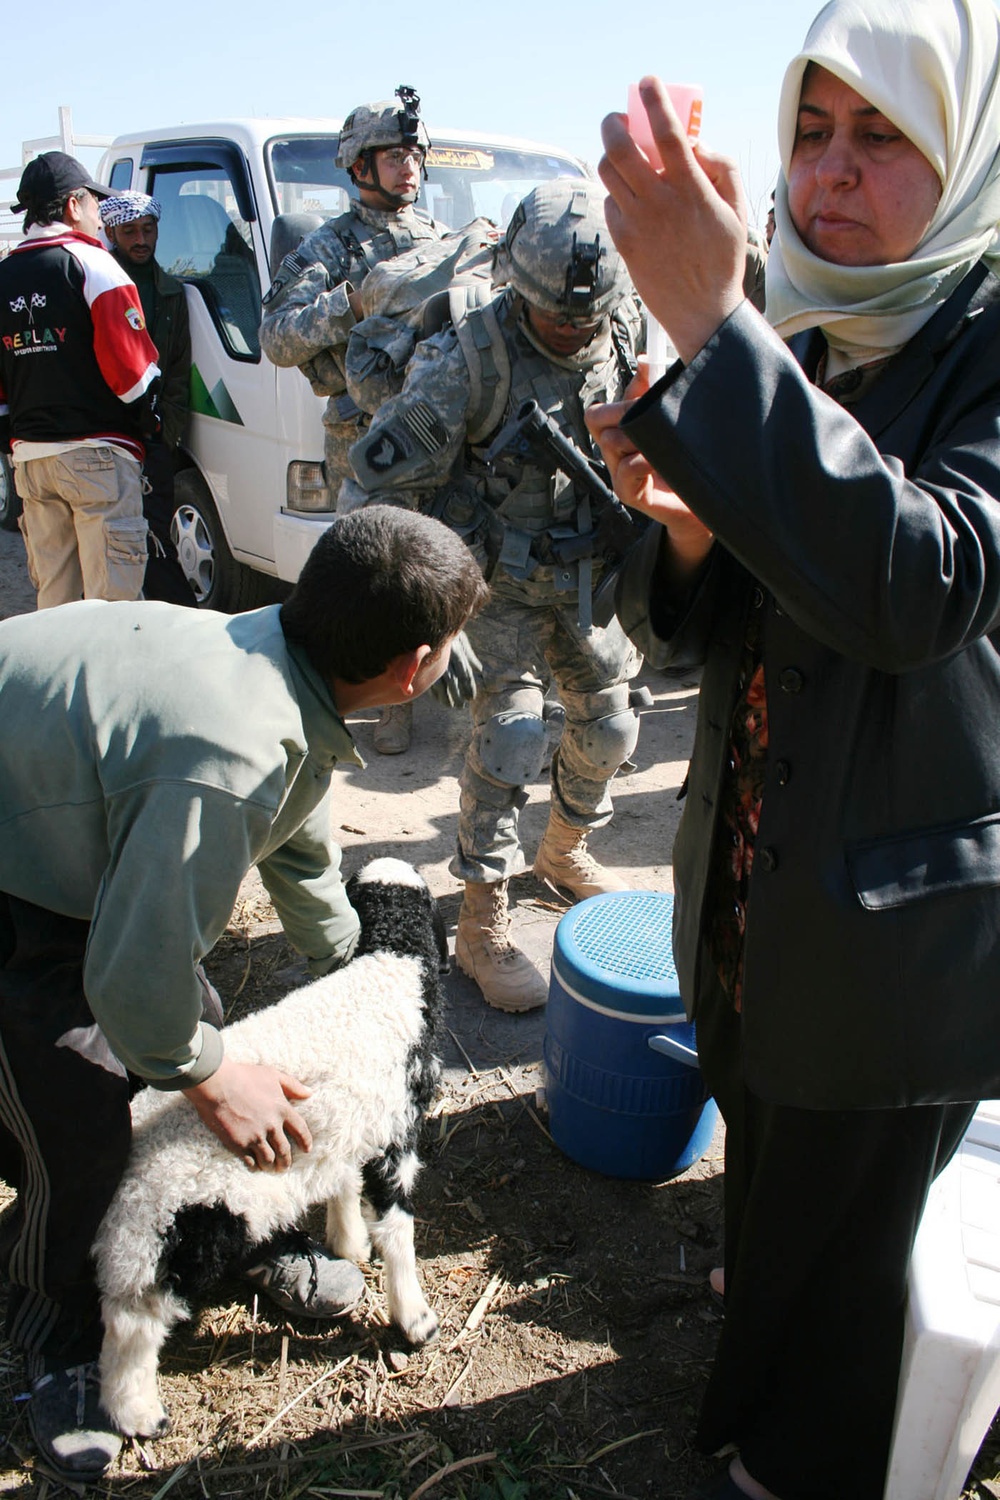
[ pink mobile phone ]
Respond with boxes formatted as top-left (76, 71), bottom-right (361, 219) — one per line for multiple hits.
top-left (627, 82), bottom-right (703, 167)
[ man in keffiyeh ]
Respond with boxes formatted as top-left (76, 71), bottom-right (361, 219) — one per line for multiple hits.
top-left (102, 192), bottom-right (195, 606)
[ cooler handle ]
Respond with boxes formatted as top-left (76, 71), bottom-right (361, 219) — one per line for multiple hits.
top-left (648, 1032), bottom-right (700, 1069)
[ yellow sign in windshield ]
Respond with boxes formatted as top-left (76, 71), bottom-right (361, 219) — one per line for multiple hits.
top-left (426, 147), bottom-right (495, 171)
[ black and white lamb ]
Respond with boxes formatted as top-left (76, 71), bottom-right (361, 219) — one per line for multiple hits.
top-left (93, 857), bottom-right (446, 1439)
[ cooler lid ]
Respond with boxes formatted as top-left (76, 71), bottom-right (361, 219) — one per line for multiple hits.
top-left (552, 890), bottom-right (684, 1018)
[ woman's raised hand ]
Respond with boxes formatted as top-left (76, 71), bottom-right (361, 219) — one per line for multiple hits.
top-left (600, 77), bottom-right (748, 363)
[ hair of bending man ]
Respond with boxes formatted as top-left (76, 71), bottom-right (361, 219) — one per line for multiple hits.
top-left (280, 504), bottom-right (489, 685)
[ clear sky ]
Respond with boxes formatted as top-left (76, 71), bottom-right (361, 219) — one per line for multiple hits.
top-left (1, 0), bottom-right (822, 229)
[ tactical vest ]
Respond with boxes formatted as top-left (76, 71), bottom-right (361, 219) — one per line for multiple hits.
top-left (289, 206), bottom-right (440, 404)
top-left (464, 295), bottom-right (636, 539)
top-left (448, 294), bottom-right (640, 622)
top-left (328, 207), bottom-right (439, 283)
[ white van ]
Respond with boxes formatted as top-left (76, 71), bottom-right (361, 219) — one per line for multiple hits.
top-left (85, 118), bottom-right (590, 610)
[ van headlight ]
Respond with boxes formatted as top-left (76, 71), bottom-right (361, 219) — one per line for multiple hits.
top-left (286, 462), bottom-right (332, 513)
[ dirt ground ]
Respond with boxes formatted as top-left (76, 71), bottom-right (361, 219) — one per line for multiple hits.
top-left (1, 527), bottom-right (999, 1499)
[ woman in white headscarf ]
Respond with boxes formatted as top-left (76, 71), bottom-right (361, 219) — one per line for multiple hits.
top-left (588, 3), bottom-right (1000, 1498)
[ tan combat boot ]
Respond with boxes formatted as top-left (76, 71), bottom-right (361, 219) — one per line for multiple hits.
top-left (533, 811), bottom-right (629, 902)
top-left (455, 880), bottom-right (548, 1012)
top-left (374, 702), bottom-right (412, 755)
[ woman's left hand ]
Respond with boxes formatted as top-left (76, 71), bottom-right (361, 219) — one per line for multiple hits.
top-left (600, 77), bottom-right (748, 363)
top-left (587, 399), bottom-right (715, 573)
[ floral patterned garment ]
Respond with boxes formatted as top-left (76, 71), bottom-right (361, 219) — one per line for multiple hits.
top-left (705, 606), bottom-right (768, 1010)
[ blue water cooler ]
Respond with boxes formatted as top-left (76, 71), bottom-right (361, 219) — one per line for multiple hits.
top-left (543, 890), bottom-right (717, 1181)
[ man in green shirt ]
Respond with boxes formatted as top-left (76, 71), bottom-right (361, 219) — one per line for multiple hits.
top-left (0, 505), bottom-right (487, 1483)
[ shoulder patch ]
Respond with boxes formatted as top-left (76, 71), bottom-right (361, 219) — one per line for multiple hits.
top-left (283, 250), bottom-right (309, 278)
top-left (360, 427), bottom-right (415, 474)
top-left (261, 250), bottom-right (310, 307)
top-left (401, 400), bottom-right (448, 454)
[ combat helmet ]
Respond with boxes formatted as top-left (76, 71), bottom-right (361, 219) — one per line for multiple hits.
top-left (335, 85), bottom-right (432, 172)
top-left (498, 178), bottom-right (630, 321)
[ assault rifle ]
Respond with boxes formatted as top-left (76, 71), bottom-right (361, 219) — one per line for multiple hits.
top-left (484, 398), bottom-right (642, 627)
top-left (484, 398), bottom-right (639, 564)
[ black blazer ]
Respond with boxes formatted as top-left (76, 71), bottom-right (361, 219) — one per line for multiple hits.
top-left (618, 264), bottom-right (1000, 1110)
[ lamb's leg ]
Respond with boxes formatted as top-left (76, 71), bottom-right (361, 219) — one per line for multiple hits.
top-left (325, 1169), bottom-right (372, 1264)
top-left (99, 1288), bottom-right (186, 1438)
top-left (364, 1149), bottom-right (438, 1345)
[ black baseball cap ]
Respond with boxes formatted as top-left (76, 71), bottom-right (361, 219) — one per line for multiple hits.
top-left (12, 151), bottom-right (112, 213)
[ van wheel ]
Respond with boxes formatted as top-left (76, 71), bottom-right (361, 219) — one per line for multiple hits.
top-left (171, 469), bottom-right (273, 612)
top-left (0, 454), bottom-right (22, 532)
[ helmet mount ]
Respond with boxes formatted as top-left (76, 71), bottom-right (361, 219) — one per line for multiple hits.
top-left (394, 85), bottom-right (423, 146)
top-left (564, 232), bottom-right (603, 314)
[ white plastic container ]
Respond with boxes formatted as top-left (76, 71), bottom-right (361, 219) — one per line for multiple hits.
top-left (642, 315), bottom-right (678, 387)
top-left (885, 1101), bottom-right (1000, 1500)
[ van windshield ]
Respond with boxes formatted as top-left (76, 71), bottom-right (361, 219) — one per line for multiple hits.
top-left (266, 135), bottom-right (587, 231)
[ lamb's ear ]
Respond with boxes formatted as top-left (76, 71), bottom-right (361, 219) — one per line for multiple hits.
top-left (431, 897), bottom-right (450, 974)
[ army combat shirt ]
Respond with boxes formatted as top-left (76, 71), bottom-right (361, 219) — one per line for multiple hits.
top-left (259, 201), bottom-right (441, 392)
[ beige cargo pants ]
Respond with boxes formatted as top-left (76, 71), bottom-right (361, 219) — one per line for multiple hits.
top-left (14, 446), bottom-right (148, 609)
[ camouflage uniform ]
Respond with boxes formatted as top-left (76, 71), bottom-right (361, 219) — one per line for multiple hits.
top-left (345, 254), bottom-right (643, 889)
top-left (260, 88), bottom-right (440, 495)
top-left (260, 202), bottom-right (442, 490)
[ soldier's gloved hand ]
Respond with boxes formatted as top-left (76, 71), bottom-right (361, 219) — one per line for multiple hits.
top-left (430, 630), bottom-right (481, 709)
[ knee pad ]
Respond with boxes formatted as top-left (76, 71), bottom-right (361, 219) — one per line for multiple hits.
top-left (576, 706), bottom-right (641, 773)
top-left (561, 682), bottom-right (641, 775)
top-left (479, 709), bottom-right (548, 786)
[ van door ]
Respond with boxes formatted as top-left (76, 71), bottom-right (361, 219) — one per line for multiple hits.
top-left (141, 139), bottom-right (281, 568)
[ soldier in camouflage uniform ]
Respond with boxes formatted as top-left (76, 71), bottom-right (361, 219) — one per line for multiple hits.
top-left (344, 179), bottom-right (644, 1012)
top-left (259, 86), bottom-right (441, 754)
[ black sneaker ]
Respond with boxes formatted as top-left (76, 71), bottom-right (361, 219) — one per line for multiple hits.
top-left (243, 1238), bottom-right (365, 1320)
top-left (28, 1362), bottom-right (122, 1483)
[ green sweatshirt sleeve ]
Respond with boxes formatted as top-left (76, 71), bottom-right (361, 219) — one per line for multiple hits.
top-left (83, 780), bottom-right (275, 1087)
top-left (257, 784), bottom-right (361, 971)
